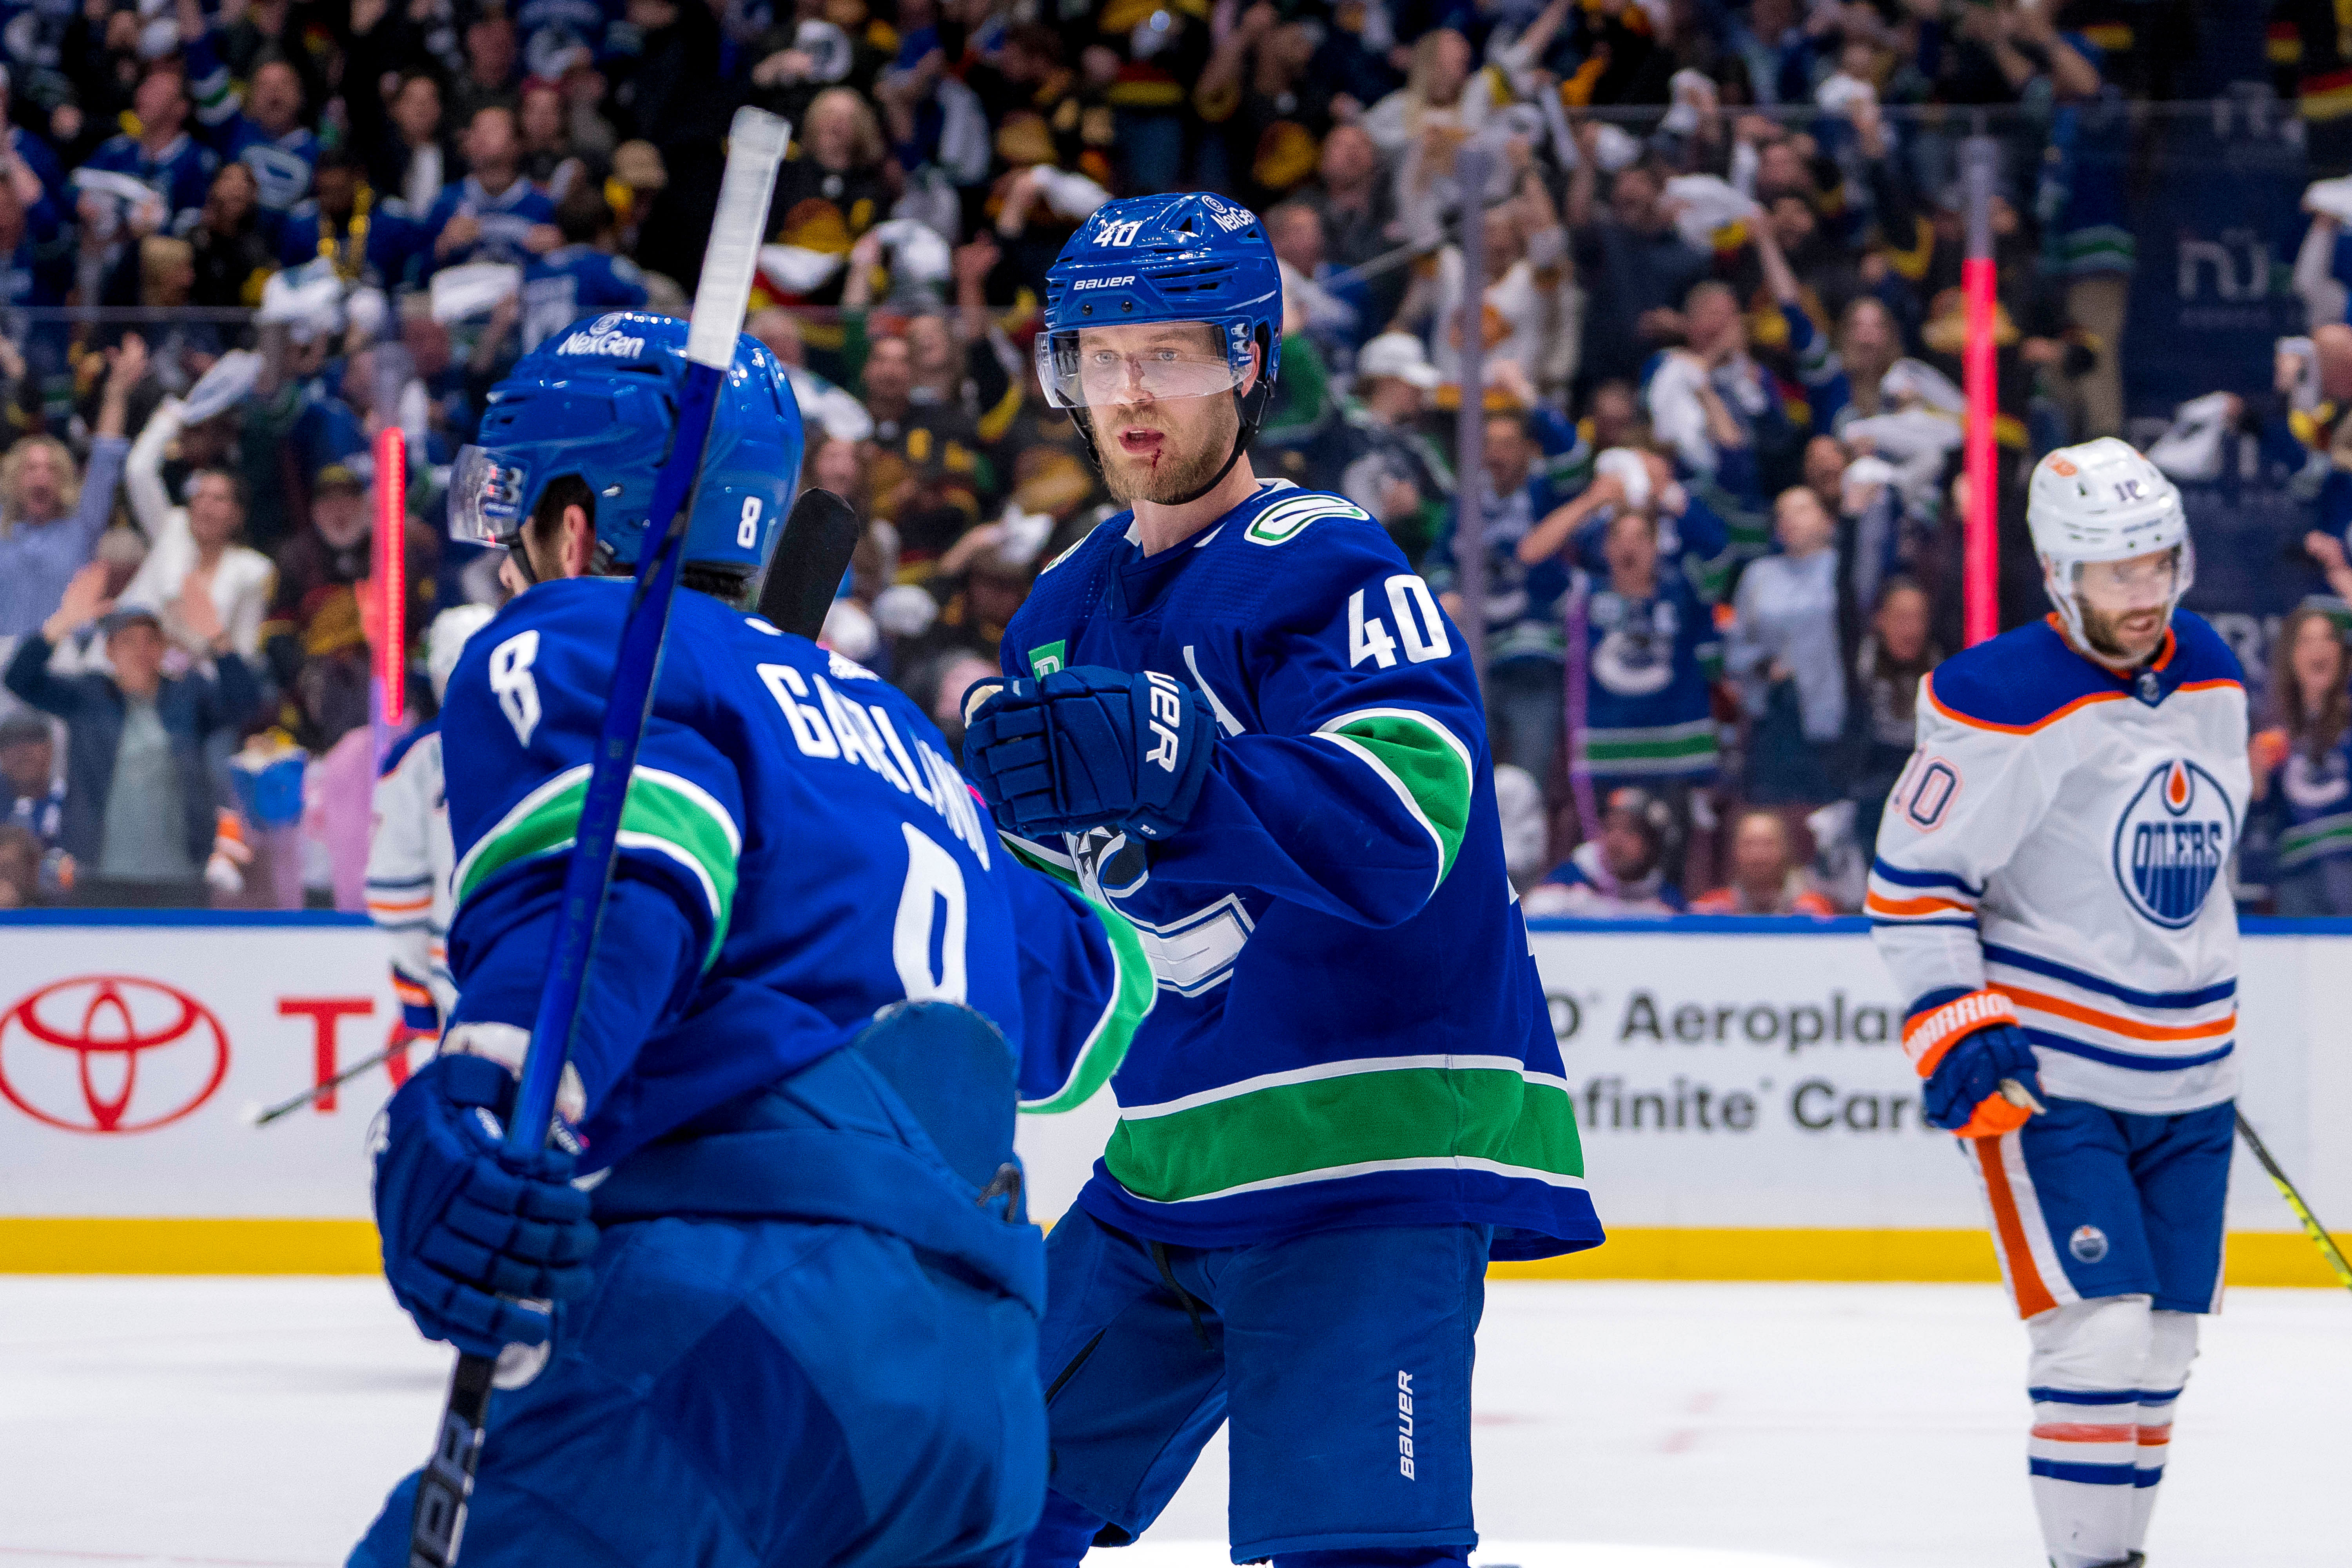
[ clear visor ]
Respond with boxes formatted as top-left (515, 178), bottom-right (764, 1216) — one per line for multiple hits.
top-left (2062, 543), bottom-right (2191, 614)
top-left (448, 444), bottom-right (529, 546)
top-left (1037, 327), bottom-right (1247, 409)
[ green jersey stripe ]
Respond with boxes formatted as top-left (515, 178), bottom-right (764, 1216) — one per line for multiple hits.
top-left (1314, 706), bottom-right (1474, 887)
top-left (1138, 1154), bottom-right (1593, 1205)
top-left (453, 764), bottom-right (742, 965)
top-left (1009, 838), bottom-right (1159, 1114)
top-left (1118, 1051), bottom-right (1543, 1119)
top-left (1580, 727), bottom-right (1719, 763)
top-left (1103, 1063), bottom-right (1586, 1205)
top-left (2279, 814), bottom-right (2352, 866)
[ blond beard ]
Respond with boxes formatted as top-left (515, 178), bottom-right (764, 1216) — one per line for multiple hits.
top-left (1096, 400), bottom-right (1239, 506)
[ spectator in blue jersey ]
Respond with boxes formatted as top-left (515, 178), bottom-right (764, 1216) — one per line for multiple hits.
top-left (0, 66), bottom-right (67, 209)
top-left (2019, 9), bottom-right (2131, 439)
top-left (515, 0), bottom-right (620, 87)
top-left (2249, 605), bottom-right (2352, 916)
top-left (0, 336), bottom-right (141, 637)
top-left (1522, 443), bottom-right (1744, 605)
top-left (0, 711), bottom-right (64, 860)
top-left (1524, 784), bottom-right (1688, 918)
top-left (279, 148), bottom-right (423, 290)
top-left (1426, 410), bottom-right (1570, 782)
top-left (1560, 505), bottom-right (1721, 796)
top-left (72, 61), bottom-right (214, 239)
top-left (0, 167), bottom-right (70, 313)
top-left (181, 0), bottom-right (315, 216)
top-left (1727, 485), bottom-right (1846, 807)
top-left (424, 105), bottom-right (557, 272)
top-left (520, 184), bottom-right (647, 350)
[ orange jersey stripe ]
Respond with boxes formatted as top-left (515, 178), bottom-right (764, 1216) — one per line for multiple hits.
top-left (1923, 677), bottom-right (2125, 736)
top-left (369, 895), bottom-right (432, 914)
top-left (1866, 891), bottom-right (1975, 918)
top-left (2137, 1425), bottom-right (2172, 1446)
top-left (2032, 1422), bottom-right (2138, 1443)
top-left (1977, 1138), bottom-right (2058, 1318)
top-left (1993, 984), bottom-right (2236, 1043)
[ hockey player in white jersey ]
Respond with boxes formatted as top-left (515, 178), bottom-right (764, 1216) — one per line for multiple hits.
top-left (365, 604), bottom-right (495, 1035)
top-left (1869, 438), bottom-right (2247, 1568)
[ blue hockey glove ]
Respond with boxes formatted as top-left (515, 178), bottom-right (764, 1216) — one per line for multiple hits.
top-left (373, 1053), bottom-right (600, 1359)
top-left (1903, 987), bottom-right (2045, 1137)
top-left (964, 666), bottom-right (1216, 842)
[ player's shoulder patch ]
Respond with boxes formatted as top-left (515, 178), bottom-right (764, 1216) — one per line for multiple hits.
top-left (1923, 617), bottom-right (2115, 734)
top-left (1240, 483), bottom-right (1373, 547)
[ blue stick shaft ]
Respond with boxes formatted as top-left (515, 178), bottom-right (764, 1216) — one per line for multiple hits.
top-left (503, 361), bottom-right (722, 1151)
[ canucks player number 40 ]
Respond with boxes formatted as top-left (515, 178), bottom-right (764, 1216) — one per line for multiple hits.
top-left (961, 193), bottom-right (1603, 1568)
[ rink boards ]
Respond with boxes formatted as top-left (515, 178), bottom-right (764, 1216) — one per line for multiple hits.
top-left (2, 911), bottom-right (2346, 1283)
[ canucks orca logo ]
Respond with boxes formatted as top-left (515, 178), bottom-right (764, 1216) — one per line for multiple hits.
top-left (2111, 759), bottom-right (2235, 929)
top-left (1590, 594), bottom-right (1677, 698)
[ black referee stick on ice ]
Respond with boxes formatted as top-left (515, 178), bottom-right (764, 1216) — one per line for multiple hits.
top-left (2234, 1109), bottom-right (2352, 1296)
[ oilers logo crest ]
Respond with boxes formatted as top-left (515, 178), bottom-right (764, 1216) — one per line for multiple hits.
top-left (2111, 759), bottom-right (2235, 929)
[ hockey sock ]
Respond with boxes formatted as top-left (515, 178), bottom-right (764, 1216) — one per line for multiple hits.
top-left (2129, 1310), bottom-right (2199, 1552)
top-left (2026, 1296), bottom-right (2152, 1568)
top-left (1268, 1550), bottom-right (1470, 1568)
top-left (1020, 1487), bottom-right (1111, 1568)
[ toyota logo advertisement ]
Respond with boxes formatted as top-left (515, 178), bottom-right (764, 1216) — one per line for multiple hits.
top-left (0, 920), bottom-right (415, 1230)
top-left (0, 976), bottom-right (231, 1133)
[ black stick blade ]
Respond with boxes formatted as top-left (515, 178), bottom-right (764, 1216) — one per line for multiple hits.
top-left (756, 487), bottom-right (861, 641)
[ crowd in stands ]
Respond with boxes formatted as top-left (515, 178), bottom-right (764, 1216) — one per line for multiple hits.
top-left (0, 0), bottom-right (2343, 918)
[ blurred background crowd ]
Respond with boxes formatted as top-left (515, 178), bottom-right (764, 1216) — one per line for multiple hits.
top-left (0, 0), bottom-right (2349, 922)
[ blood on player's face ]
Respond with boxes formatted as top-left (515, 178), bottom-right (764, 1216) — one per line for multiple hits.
top-left (2074, 546), bottom-right (2178, 662)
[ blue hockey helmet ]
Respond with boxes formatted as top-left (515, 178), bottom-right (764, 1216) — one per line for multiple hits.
top-left (450, 311), bottom-right (805, 580)
top-left (1038, 193), bottom-right (1283, 502)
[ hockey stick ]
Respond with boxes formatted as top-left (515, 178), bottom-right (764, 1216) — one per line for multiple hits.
top-left (2233, 1109), bottom-right (2352, 1296)
top-left (242, 1035), bottom-right (420, 1127)
top-left (755, 484), bottom-right (860, 639)
top-left (405, 106), bottom-right (791, 1568)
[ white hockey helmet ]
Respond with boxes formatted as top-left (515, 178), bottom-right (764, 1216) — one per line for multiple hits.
top-left (2026, 437), bottom-right (2193, 650)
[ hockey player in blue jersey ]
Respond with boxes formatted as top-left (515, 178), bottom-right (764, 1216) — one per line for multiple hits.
top-left (347, 315), bottom-right (1154, 1568)
top-left (962, 194), bottom-right (1604, 1568)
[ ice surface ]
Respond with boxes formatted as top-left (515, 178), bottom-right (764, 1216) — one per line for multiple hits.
top-left (0, 1278), bottom-right (2341, 1567)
